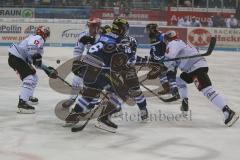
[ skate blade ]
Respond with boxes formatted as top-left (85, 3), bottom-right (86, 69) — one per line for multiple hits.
top-left (226, 114), bottom-right (239, 127)
top-left (27, 101), bottom-right (39, 105)
top-left (181, 111), bottom-right (189, 117)
top-left (111, 110), bottom-right (123, 119)
top-left (62, 122), bottom-right (78, 127)
top-left (95, 122), bottom-right (116, 133)
top-left (17, 108), bottom-right (35, 114)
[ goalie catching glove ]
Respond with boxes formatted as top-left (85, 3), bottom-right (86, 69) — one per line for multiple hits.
top-left (147, 60), bottom-right (167, 80)
top-left (110, 53), bottom-right (128, 72)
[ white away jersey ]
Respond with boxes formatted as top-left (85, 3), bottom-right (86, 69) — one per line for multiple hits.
top-left (73, 31), bottom-right (95, 58)
top-left (8, 35), bottom-right (45, 64)
top-left (164, 39), bottom-right (208, 73)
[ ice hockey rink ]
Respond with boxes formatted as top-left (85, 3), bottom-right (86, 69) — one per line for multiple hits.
top-left (0, 46), bottom-right (239, 160)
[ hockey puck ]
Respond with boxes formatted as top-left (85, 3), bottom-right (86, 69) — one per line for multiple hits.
top-left (56, 59), bottom-right (61, 64)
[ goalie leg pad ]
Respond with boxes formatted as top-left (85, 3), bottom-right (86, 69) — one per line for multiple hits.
top-left (72, 60), bottom-right (86, 77)
top-left (83, 65), bottom-right (102, 84)
top-left (110, 53), bottom-right (128, 72)
top-left (82, 86), bottom-right (101, 100)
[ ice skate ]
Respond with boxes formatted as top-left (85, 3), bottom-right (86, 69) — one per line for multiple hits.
top-left (17, 99), bottom-right (35, 114)
top-left (95, 115), bottom-right (117, 133)
top-left (28, 96), bottom-right (39, 105)
top-left (223, 106), bottom-right (239, 127)
top-left (140, 108), bottom-right (149, 121)
top-left (181, 98), bottom-right (189, 117)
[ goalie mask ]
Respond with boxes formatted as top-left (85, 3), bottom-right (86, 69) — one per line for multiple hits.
top-left (111, 17), bottom-right (129, 37)
top-left (36, 26), bottom-right (50, 40)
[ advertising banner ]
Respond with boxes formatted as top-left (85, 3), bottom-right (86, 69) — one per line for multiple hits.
top-left (167, 11), bottom-right (233, 26)
top-left (0, 22), bottom-right (239, 50)
top-left (0, 8), bottom-right (34, 18)
top-left (35, 8), bottom-right (90, 19)
top-left (187, 27), bottom-right (240, 48)
top-left (90, 9), bottom-right (164, 21)
top-left (0, 22), bottom-right (87, 46)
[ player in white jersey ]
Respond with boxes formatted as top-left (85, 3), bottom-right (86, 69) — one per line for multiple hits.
top-left (62, 18), bottom-right (101, 108)
top-left (163, 30), bottom-right (239, 127)
top-left (8, 26), bottom-right (58, 114)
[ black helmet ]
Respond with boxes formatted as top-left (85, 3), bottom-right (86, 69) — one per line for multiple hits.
top-left (99, 25), bottom-right (112, 34)
top-left (145, 23), bottom-right (161, 43)
top-left (145, 23), bottom-right (158, 34)
top-left (112, 17), bottom-right (129, 37)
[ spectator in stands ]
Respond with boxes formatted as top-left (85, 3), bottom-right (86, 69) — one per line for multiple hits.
top-left (113, 1), bottom-right (120, 18)
top-left (194, 0), bottom-right (207, 8)
top-left (179, 0), bottom-right (191, 7)
top-left (41, 0), bottom-right (51, 5)
top-left (226, 14), bottom-right (238, 28)
top-left (236, 3), bottom-right (240, 22)
top-left (178, 16), bottom-right (191, 27)
top-left (212, 12), bottom-right (224, 27)
top-left (208, 0), bottom-right (221, 8)
top-left (33, 0), bottom-right (40, 5)
top-left (191, 16), bottom-right (202, 27)
top-left (169, 0), bottom-right (177, 7)
top-left (208, 16), bottom-right (214, 27)
top-left (223, 0), bottom-right (236, 9)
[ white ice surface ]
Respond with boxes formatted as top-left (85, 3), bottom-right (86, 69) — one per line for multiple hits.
top-left (0, 47), bottom-right (240, 160)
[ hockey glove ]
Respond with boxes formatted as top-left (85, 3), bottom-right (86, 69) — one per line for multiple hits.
top-left (147, 67), bottom-right (162, 80)
top-left (32, 54), bottom-right (42, 67)
top-left (147, 61), bottom-right (167, 80)
top-left (111, 53), bottom-right (128, 72)
top-left (44, 66), bottom-right (58, 79)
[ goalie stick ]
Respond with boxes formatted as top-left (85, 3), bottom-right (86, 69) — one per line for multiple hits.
top-left (71, 92), bottom-right (111, 132)
top-left (71, 105), bottom-right (100, 132)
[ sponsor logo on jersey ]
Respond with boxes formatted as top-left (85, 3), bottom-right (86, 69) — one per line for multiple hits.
top-left (0, 25), bottom-right (21, 33)
top-left (188, 28), bottom-right (212, 46)
top-left (62, 29), bottom-right (82, 39)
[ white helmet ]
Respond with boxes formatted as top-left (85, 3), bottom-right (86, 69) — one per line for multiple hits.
top-left (164, 30), bottom-right (178, 44)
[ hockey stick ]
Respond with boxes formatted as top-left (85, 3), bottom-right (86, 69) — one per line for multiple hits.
top-left (71, 106), bottom-right (100, 132)
top-left (140, 82), bottom-right (179, 102)
top-left (163, 37), bottom-right (216, 62)
top-left (56, 75), bottom-right (72, 88)
top-left (71, 92), bottom-right (110, 132)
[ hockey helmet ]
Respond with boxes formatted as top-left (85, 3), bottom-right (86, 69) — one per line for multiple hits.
top-left (87, 17), bottom-right (101, 27)
top-left (164, 30), bottom-right (178, 44)
top-left (111, 17), bottom-right (129, 37)
top-left (36, 26), bottom-right (50, 40)
top-left (145, 23), bottom-right (162, 43)
top-left (99, 25), bottom-right (112, 34)
top-left (145, 23), bottom-right (158, 34)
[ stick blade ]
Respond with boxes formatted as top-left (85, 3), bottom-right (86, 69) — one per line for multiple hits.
top-left (71, 126), bottom-right (85, 132)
